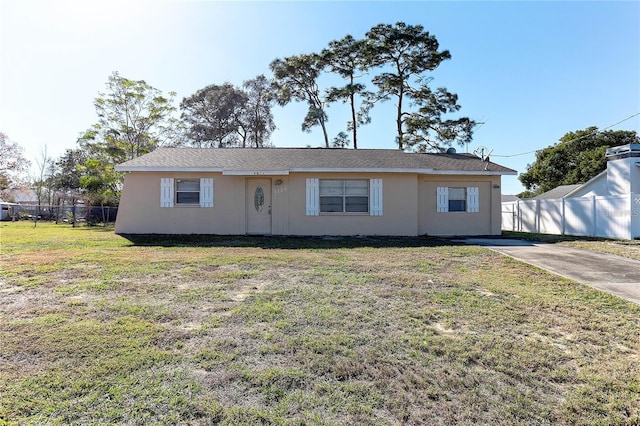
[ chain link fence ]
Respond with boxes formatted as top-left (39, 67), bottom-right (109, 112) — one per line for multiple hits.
top-left (3, 204), bottom-right (118, 226)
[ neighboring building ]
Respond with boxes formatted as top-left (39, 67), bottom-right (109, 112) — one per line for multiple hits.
top-left (534, 144), bottom-right (640, 200)
top-left (0, 200), bottom-right (18, 221)
top-left (0, 186), bottom-right (89, 221)
top-left (1, 187), bottom-right (38, 205)
top-left (565, 144), bottom-right (639, 198)
top-left (1, 187), bottom-right (41, 220)
top-left (115, 148), bottom-right (516, 236)
top-left (503, 144), bottom-right (640, 239)
top-left (501, 194), bottom-right (520, 203)
top-left (533, 185), bottom-right (582, 200)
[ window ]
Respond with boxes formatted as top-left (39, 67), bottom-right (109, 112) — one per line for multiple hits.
top-left (448, 187), bottom-right (466, 212)
top-left (306, 178), bottom-right (382, 216)
top-left (437, 186), bottom-right (479, 213)
top-left (320, 179), bottom-right (369, 213)
top-left (161, 178), bottom-right (213, 208)
top-left (176, 179), bottom-right (200, 204)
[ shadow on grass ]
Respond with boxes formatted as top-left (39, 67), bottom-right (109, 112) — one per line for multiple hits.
top-left (118, 233), bottom-right (465, 250)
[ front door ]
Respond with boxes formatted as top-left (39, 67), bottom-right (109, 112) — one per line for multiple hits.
top-left (246, 179), bottom-right (272, 234)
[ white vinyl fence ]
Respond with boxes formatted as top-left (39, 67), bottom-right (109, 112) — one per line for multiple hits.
top-left (502, 194), bottom-right (640, 240)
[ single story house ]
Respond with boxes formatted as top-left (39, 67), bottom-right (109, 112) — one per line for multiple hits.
top-left (114, 148), bottom-right (516, 236)
top-left (1, 187), bottom-right (38, 205)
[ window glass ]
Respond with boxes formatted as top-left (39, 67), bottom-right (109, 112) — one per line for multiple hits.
top-left (319, 180), bottom-right (344, 196)
top-left (449, 200), bottom-right (466, 212)
top-left (176, 179), bottom-right (200, 204)
top-left (177, 180), bottom-right (199, 191)
top-left (345, 196), bottom-right (368, 212)
top-left (448, 187), bottom-right (466, 212)
top-left (448, 187), bottom-right (465, 200)
top-left (319, 179), bottom-right (368, 213)
top-left (345, 180), bottom-right (368, 196)
top-left (176, 192), bottom-right (200, 204)
top-left (320, 196), bottom-right (344, 212)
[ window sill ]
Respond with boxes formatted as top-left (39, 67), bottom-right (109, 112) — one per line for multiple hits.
top-left (319, 212), bottom-right (370, 216)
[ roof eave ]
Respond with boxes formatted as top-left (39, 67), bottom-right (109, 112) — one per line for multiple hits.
top-left (115, 166), bottom-right (516, 175)
top-left (114, 166), bottom-right (225, 172)
top-left (222, 170), bottom-right (290, 176)
top-left (427, 170), bottom-right (517, 176)
top-left (288, 167), bottom-right (435, 174)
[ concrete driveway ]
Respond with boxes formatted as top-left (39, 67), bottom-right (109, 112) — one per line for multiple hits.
top-left (457, 238), bottom-right (640, 305)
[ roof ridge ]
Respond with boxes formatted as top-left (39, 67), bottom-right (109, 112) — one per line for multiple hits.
top-left (116, 147), bottom-right (517, 175)
top-left (157, 147), bottom-right (408, 151)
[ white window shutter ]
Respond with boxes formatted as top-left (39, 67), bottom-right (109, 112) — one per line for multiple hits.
top-left (306, 178), bottom-right (319, 216)
top-left (437, 187), bottom-right (448, 212)
top-left (369, 178), bottom-right (383, 216)
top-left (467, 187), bottom-right (479, 212)
top-left (160, 178), bottom-right (174, 208)
top-left (200, 178), bottom-right (214, 208)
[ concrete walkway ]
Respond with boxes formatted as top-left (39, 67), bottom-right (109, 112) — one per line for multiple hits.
top-left (457, 238), bottom-right (640, 305)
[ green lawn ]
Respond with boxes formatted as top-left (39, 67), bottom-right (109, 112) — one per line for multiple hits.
top-left (1, 222), bottom-right (639, 425)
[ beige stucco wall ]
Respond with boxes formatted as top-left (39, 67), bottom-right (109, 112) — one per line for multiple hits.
top-left (116, 172), bottom-right (247, 234)
top-left (418, 175), bottom-right (502, 236)
top-left (286, 172), bottom-right (418, 236)
top-left (116, 171), bottom-right (503, 236)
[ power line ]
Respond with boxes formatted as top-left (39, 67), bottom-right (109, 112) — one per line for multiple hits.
top-left (599, 112), bottom-right (640, 131)
top-left (490, 112), bottom-right (640, 158)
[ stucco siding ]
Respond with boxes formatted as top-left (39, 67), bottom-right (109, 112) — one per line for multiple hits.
top-left (115, 172), bottom-right (246, 234)
top-left (115, 172), bottom-right (420, 235)
top-left (116, 171), bottom-right (503, 236)
top-left (418, 176), bottom-right (501, 236)
top-left (285, 173), bottom-right (418, 236)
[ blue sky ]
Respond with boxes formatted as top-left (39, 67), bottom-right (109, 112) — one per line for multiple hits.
top-left (1, 0), bottom-right (638, 195)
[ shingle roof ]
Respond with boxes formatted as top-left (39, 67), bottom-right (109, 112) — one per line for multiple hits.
top-left (501, 194), bottom-right (520, 202)
top-left (534, 184), bottom-right (583, 199)
top-left (115, 148), bottom-right (517, 175)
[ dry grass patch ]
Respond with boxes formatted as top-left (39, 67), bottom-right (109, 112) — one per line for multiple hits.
top-left (1, 222), bottom-right (639, 424)
top-left (503, 231), bottom-right (640, 262)
top-left (563, 240), bottom-right (640, 262)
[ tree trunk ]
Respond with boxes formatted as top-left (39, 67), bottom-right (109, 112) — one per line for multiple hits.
top-left (350, 91), bottom-right (357, 149)
top-left (101, 203), bottom-right (107, 227)
top-left (55, 197), bottom-right (62, 224)
top-left (320, 117), bottom-right (329, 148)
top-left (396, 86), bottom-right (404, 150)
